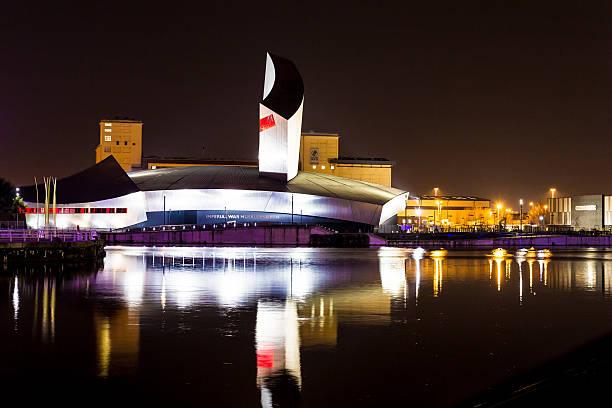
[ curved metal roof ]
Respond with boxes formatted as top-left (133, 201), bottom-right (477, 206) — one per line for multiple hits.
top-left (129, 166), bottom-right (405, 206)
top-left (20, 156), bottom-right (139, 204)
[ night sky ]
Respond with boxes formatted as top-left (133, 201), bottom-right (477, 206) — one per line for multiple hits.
top-left (2, 2), bottom-right (611, 208)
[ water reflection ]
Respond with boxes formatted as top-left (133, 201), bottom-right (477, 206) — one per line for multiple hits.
top-left (256, 300), bottom-right (301, 407)
top-left (95, 307), bottom-right (140, 377)
top-left (4, 247), bottom-right (612, 407)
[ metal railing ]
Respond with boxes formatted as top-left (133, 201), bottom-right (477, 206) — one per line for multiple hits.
top-left (0, 229), bottom-right (99, 243)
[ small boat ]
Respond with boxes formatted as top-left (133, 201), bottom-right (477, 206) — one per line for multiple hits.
top-left (537, 249), bottom-right (552, 258)
top-left (491, 248), bottom-right (509, 258)
top-left (429, 249), bottom-right (448, 258)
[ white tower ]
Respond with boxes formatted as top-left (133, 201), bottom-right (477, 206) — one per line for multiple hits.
top-left (258, 53), bottom-right (304, 181)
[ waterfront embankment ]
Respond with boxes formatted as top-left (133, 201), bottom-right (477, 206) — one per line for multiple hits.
top-left (387, 234), bottom-right (612, 248)
top-left (102, 225), bottom-right (387, 247)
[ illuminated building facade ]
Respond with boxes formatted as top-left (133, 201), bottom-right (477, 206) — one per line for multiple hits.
top-left (548, 195), bottom-right (612, 230)
top-left (299, 132), bottom-right (394, 187)
top-left (299, 132), bottom-right (339, 175)
top-left (95, 119), bottom-right (143, 172)
top-left (397, 195), bottom-right (491, 229)
top-left (21, 53), bottom-right (407, 229)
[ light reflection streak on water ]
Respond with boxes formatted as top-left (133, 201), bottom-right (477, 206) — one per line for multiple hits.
top-left (517, 258), bottom-right (524, 305)
top-left (97, 317), bottom-right (111, 377)
top-left (495, 258), bottom-right (502, 292)
top-left (378, 248), bottom-right (408, 302)
top-left (42, 279), bottom-right (48, 342)
top-left (587, 261), bottom-right (596, 289)
top-left (413, 249), bottom-right (424, 303)
top-left (505, 259), bottom-right (511, 280)
top-left (528, 260), bottom-right (534, 293)
top-left (433, 257), bottom-right (443, 297)
top-left (161, 273), bottom-right (166, 310)
top-left (415, 259), bottom-right (421, 303)
top-left (13, 276), bottom-right (19, 324)
top-left (51, 280), bottom-right (56, 341)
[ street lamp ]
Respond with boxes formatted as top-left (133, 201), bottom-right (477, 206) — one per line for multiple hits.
top-left (519, 199), bottom-right (523, 231)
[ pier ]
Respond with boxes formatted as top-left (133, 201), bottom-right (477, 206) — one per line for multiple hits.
top-left (0, 229), bottom-right (105, 268)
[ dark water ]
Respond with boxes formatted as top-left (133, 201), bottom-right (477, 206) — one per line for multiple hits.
top-left (2, 247), bottom-right (612, 407)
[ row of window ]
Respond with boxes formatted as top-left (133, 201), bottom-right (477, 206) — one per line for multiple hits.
top-left (19, 207), bottom-right (128, 214)
top-left (102, 137), bottom-right (136, 146)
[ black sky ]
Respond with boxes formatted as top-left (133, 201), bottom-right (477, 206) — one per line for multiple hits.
top-left (1, 2), bottom-right (611, 207)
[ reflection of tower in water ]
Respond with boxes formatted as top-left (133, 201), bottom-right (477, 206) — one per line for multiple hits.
top-left (256, 300), bottom-right (301, 408)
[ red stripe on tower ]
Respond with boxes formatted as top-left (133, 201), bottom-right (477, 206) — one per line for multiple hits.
top-left (259, 114), bottom-right (276, 132)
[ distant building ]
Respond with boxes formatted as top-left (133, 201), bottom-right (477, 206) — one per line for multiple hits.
top-left (299, 131), bottom-right (394, 187)
top-left (548, 195), bottom-right (612, 230)
top-left (95, 119), bottom-right (142, 172)
top-left (397, 195), bottom-right (491, 229)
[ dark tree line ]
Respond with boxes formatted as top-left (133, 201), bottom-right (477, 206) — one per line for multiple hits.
top-left (0, 177), bottom-right (25, 213)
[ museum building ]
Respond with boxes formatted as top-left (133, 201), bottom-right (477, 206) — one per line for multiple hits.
top-left (19, 53), bottom-right (408, 230)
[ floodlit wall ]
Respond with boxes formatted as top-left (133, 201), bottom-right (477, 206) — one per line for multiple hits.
top-left (24, 188), bottom-right (405, 229)
top-left (299, 134), bottom-right (339, 174)
top-left (333, 164), bottom-right (392, 187)
top-left (95, 120), bottom-right (143, 172)
top-left (24, 192), bottom-right (147, 229)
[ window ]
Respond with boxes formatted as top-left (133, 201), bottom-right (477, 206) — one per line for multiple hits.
top-left (104, 123), bottom-right (112, 127)
top-left (104, 135), bottom-right (111, 142)
top-left (104, 129), bottom-right (112, 133)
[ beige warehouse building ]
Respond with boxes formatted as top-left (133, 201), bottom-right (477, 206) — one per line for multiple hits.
top-left (95, 119), bottom-right (143, 172)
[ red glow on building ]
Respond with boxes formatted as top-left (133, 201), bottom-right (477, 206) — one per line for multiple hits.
top-left (259, 114), bottom-right (276, 132)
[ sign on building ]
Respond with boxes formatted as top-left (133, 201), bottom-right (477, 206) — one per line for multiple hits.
top-left (310, 148), bottom-right (319, 164)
